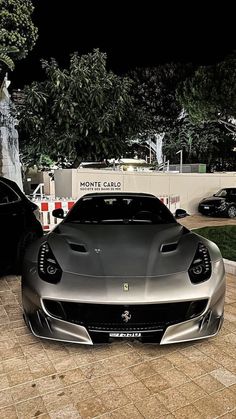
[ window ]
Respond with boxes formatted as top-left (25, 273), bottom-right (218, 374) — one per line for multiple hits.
top-left (215, 189), bottom-right (227, 197)
top-left (0, 181), bottom-right (20, 205)
top-left (66, 195), bottom-right (176, 225)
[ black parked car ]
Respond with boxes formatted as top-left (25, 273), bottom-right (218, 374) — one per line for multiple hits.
top-left (0, 176), bottom-right (43, 275)
top-left (198, 188), bottom-right (236, 218)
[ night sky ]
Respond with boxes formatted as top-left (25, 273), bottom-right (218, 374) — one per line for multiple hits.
top-left (11, 1), bottom-right (236, 89)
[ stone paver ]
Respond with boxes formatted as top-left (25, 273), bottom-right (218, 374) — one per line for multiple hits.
top-left (179, 213), bottom-right (236, 230)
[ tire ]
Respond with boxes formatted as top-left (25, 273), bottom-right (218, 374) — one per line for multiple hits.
top-left (227, 205), bottom-right (236, 218)
top-left (15, 230), bottom-right (39, 274)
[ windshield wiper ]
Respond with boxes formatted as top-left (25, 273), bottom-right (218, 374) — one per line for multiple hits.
top-left (69, 219), bottom-right (99, 224)
top-left (100, 218), bottom-right (152, 224)
top-left (69, 218), bottom-right (154, 224)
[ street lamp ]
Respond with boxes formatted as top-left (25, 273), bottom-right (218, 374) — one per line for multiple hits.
top-left (176, 149), bottom-right (183, 173)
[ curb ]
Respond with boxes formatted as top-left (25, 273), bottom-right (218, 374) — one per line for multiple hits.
top-left (223, 259), bottom-right (236, 275)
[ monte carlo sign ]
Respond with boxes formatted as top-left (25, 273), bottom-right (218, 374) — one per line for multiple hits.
top-left (79, 180), bottom-right (122, 192)
top-left (54, 169), bottom-right (124, 199)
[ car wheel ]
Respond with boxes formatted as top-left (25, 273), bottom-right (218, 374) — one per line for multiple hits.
top-left (15, 230), bottom-right (40, 274)
top-left (227, 206), bottom-right (236, 218)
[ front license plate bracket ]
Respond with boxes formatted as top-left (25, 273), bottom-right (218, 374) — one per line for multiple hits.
top-left (109, 332), bottom-right (141, 338)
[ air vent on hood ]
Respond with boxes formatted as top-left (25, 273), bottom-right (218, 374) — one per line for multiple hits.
top-left (69, 243), bottom-right (87, 253)
top-left (160, 242), bottom-right (178, 253)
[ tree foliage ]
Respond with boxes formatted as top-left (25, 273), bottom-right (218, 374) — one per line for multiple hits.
top-left (129, 64), bottom-right (197, 162)
top-left (163, 117), bottom-right (234, 169)
top-left (129, 62), bottom-right (236, 169)
top-left (19, 49), bottom-right (141, 165)
top-left (18, 49), bottom-right (236, 170)
top-left (130, 63), bottom-right (195, 136)
top-left (0, 0), bottom-right (38, 74)
top-left (178, 52), bottom-right (236, 134)
top-left (0, 45), bottom-right (18, 71)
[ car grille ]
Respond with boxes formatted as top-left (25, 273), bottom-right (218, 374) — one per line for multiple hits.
top-left (43, 299), bottom-right (208, 331)
top-left (199, 201), bottom-right (223, 210)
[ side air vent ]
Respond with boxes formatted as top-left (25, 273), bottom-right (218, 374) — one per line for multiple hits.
top-left (69, 243), bottom-right (87, 253)
top-left (160, 242), bottom-right (178, 253)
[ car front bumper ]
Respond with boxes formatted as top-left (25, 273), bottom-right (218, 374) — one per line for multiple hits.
top-left (23, 297), bottom-right (224, 345)
top-left (198, 204), bottom-right (227, 217)
top-left (22, 259), bottom-right (226, 345)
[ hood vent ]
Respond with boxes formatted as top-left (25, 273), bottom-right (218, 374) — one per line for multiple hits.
top-left (69, 243), bottom-right (87, 253)
top-left (161, 242), bottom-right (178, 253)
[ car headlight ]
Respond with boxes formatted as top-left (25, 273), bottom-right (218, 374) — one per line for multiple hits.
top-left (188, 243), bottom-right (211, 284)
top-left (38, 242), bottom-right (62, 283)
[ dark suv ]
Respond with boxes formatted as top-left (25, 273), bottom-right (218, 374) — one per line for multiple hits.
top-left (0, 176), bottom-right (43, 275)
top-left (198, 188), bottom-right (236, 218)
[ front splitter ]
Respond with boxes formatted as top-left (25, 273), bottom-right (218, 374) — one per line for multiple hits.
top-left (25, 307), bottom-right (223, 345)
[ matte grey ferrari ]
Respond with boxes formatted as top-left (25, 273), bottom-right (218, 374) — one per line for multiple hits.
top-left (22, 193), bottom-right (225, 345)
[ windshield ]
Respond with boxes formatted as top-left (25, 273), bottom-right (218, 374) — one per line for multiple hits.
top-left (214, 189), bottom-right (227, 197)
top-left (65, 196), bottom-right (176, 225)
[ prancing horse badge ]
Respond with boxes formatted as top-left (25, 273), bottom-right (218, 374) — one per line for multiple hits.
top-left (123, 283), bottom-right (129, 291)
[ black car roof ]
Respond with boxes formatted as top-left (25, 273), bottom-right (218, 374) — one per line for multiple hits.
top-left (0, 176), bottom-right (17, 187)
top-left (218, 187), bottom-right (236, 192)
top-left (0, 176), bottom-right (27, 200)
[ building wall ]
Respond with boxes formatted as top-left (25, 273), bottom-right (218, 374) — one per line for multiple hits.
top-left (55, 169), bottom-right (74, 198)
top-left (54, 169), bottom-right (236, 213)
top-left (23, 169), bottom-right (55, 196)
top-left (0, 77), bottom-right (23, 189)
top-left (0, 126), bottom-right (23, 189)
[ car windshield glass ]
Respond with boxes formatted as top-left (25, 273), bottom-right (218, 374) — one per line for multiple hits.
top-left (214, 189), bottom-right (227, 197)
top-left (65, 196), bottom-right (176, 225)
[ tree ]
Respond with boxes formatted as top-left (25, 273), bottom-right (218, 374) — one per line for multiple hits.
top-left (178, 52), bottom-right (236, 135)
top-left (130, 61), bottom-right (236, 169)
top-left (130, 63), bottom-right (195, 134)
top-left (0, 0), bottom-right (38, 74)
top-left (128, 64), bottom-right (195, 162)
top-left (18, 49), bottom-right (141, 166)
top-left (163, 117), bottom-right (235, 170)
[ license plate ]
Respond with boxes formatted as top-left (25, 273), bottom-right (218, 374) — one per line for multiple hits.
top-left (109, 332), bottom-right (141, 338)
top-left (204, 206), bottom-right (210, 209)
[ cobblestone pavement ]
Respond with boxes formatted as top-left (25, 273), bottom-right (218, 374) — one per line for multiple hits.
top-left (0, 215), bottom-right (236, 418)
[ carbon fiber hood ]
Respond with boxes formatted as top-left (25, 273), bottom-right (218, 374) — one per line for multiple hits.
top-left (46, 222), bottom-right (210, 277)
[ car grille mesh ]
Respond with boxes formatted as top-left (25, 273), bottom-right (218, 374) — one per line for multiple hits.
top-left (43, 299), bottom-right (208, 331)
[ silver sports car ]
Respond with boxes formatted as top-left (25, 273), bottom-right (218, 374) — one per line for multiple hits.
top-left (22, 192), bottom-right (225, 345)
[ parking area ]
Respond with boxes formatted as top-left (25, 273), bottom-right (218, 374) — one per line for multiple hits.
top-left (179, 214), bottom-right (236, 230)
top-left (0, 215), bottom-right (236, 419)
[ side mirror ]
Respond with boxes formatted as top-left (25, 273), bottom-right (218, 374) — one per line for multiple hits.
top-left (175, 209), bottom-right (189, 219)
top-left (52, 208), bottom-right (65, 219)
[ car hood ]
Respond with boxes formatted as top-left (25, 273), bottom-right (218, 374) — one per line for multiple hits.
top-left (44, 222), bottom-right (210, 277)
top-left (199, 196), bottom-right (224, 205)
